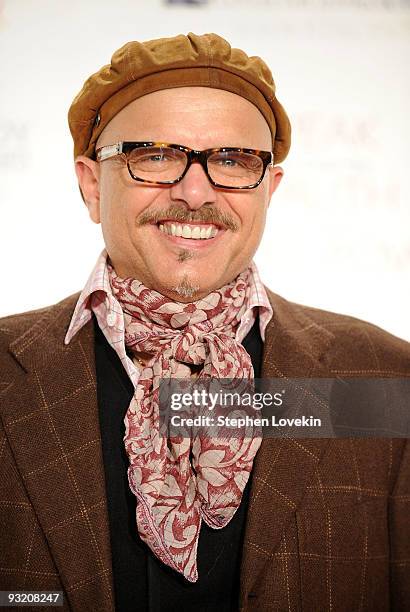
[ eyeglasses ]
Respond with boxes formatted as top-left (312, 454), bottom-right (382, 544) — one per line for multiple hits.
top-left (95, 141), bottom-right (274, 189)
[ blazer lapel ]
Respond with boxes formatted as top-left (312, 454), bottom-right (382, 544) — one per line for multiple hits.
top-left (0, 295), bottom-right (114, 611)
top-left (239, 288), bottom-right (336, 604)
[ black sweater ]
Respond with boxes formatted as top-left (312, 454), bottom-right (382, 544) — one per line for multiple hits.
top-left (94, 315), bottom-right (263, 612)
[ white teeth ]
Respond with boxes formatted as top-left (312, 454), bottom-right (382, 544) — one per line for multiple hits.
top-left (158, 222), bottom-right (219, 240)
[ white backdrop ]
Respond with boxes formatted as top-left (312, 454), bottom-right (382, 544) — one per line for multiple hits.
top-left (1, 0), bottom-right (409, 340)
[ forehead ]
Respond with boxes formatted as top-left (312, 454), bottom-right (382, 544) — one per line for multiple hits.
top-left (97, 87), bottom-right (272, 150)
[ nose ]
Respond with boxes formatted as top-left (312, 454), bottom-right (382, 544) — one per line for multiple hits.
top-left (169, 161), bottom-right (217, 210)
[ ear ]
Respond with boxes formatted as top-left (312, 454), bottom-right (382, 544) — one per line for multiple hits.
top-left (74, 155), bottom-right (101, 224)
top-left (267, 165), bottom-right (284, 204)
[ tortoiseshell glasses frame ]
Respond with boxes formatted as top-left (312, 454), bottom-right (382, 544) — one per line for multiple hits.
top-left (95, 141), bottom-right (274, 190)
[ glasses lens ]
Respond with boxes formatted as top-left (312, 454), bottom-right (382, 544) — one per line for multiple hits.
top-left (127, 146), bottom-right (187, 182)
top-left (207, 150), bottom-right (264, 187)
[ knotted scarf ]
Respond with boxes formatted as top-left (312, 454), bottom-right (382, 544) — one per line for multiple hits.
top-left (108, 263), bottom-right (262, 582)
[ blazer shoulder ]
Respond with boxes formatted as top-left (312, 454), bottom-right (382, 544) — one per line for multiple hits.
top-left (0, 292), bottom-right (81, 347)
top-left (264, 286), bottom-right (410, 374)
top-left (0, 305), bottom-right (53, 338)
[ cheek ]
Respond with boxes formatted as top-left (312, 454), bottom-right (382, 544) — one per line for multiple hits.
top-left (252, 186), bottom-right (270, 229)
top-left (234, 191), bottom-right (268, 236)
top-left (99, 172), bottom-right (134, 233)
top-left (98, 190), bottom-right (130, 251)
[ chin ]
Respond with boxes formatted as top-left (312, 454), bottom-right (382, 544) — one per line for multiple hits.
top-left (156, 271), bottom-right (213, 302)
top-left (170, 277), bottom-right (202, 302)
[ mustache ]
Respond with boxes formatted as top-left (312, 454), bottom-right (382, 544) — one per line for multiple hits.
top-left (137, 204), bottom-right (239, 231)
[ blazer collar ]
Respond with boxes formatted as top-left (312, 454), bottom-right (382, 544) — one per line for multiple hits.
top-left (1, 288), bottom-right (336, 609)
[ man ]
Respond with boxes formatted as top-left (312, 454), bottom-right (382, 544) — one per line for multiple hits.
top-left (0, 32), bottom-right (409, 612)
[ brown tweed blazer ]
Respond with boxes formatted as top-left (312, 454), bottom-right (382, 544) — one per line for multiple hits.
top-left (0, 288), bottom-right (409, 612)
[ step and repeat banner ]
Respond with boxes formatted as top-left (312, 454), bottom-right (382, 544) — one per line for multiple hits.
top-left (1, 0), bottom-right (409, 339)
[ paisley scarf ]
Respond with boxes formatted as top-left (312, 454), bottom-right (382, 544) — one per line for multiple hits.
top-left (108, 263), bottom-right (262, 582)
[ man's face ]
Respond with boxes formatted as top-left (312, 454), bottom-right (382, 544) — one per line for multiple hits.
top-left (76, 87), bottom-right (283, 301)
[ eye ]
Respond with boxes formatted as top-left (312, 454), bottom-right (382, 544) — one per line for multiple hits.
top-left (141, 153), bottom-right (171, 163)
top-left (219, 157), bottom-right (239, 167)
top-left (208, 151), bottom-right (259, 171)
top-left (128, 147), bottom-right (185, 167)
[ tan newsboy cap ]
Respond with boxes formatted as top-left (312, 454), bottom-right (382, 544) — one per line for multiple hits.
top-left (68, 32), bottom-right (291, 163)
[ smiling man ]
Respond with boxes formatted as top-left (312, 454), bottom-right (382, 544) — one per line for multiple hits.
top-left (76, 86), bottom-right (282, 302)
top-left (0, 33), bottom-right (409, 612)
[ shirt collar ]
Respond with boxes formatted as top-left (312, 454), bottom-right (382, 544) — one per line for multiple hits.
top-left (65, 248), bottom-right (273, 345)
